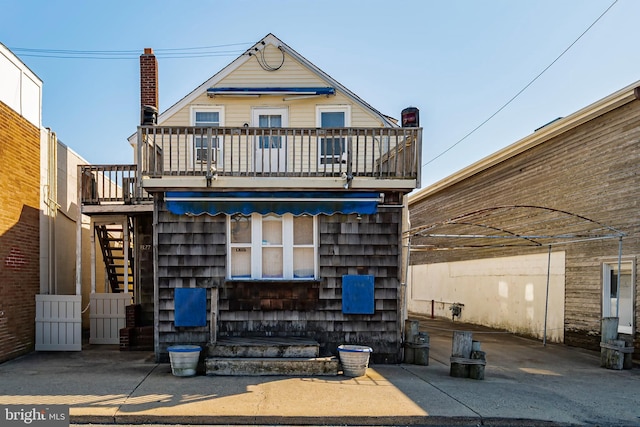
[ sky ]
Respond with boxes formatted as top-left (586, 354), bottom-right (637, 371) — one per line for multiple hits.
top-left (2, 0), bottom-right (639, 187)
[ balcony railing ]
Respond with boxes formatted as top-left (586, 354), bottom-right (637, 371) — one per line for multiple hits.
top-left (80, 127), bottom-right (421, 207)
top-left (80, 164), bottom-right (151, 205)
top-left (137, 126), bottom-right (421, 182)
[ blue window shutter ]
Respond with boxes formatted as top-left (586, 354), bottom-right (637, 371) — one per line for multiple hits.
top-left (342, 275), bottom-right (375, 314)
top-left (175, 288), bottom-right (207, 327)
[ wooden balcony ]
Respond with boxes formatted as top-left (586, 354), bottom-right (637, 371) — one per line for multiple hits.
top-left (80, 126), bottom-right (421, 210)
top-left (137, 126), bottom-right (421, 191)
top-left (80, 164), bottom-right (152, 213)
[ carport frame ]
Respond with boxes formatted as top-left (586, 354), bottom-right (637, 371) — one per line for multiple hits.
top-left (403, 205), bottom-right (627, 345)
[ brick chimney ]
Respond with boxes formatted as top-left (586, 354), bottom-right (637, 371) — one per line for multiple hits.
top-left (140, 48), bottom-right (158, 124)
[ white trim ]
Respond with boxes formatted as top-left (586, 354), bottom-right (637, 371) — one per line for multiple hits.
top-left (252, 107), bottom-right (289, 173)
top-left (190, 104), bottom-right (226, 126)
top-left (190, 105), bottom-right (225, 166)
top-left (316, 105), bottom-right (351, 127)
top-left (316, 105), bottom-right (351, 166)
top-left (602, 258), bottom-right (636, 335)
top-left (227, 213), bottom-right (318, 280)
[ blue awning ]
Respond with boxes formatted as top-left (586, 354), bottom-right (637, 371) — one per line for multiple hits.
top-left (165, 191), bottom-right (381, 216)
top-left (206, 87), bottom-right (335, 96)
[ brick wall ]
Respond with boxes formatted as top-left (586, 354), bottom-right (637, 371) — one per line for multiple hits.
top-left (0, 101), bottom-right (41, 363)
top-left (140, 48), bottom-right (158, 109)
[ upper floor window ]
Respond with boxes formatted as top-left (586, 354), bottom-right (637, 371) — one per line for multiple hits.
top-left (228, 213), bottom-right (317, 280)
top-left (317, 106), bottom-right (350, 165)
top-left (192, 107), bottom-right (224, 163)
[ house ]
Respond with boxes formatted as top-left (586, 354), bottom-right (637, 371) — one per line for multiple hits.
top-left (407, 81), bottom-right (639, 354)
top-left (0, 43), bottom-right (100, 361)
top-left (78, 33), bottom-right (422, 365)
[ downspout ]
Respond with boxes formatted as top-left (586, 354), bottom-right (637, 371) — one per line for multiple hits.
top-left (543, 245), bottom-right (552, 346)
top-left (400, 196), bottom-right (411, 358)
top-left (45, 129), bottom-right (59, 295)
top-left (615, 237), bottom-right (623, 318)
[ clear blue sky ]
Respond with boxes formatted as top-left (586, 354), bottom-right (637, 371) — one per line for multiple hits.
top-left (2, 0), bottom-right (638, 187)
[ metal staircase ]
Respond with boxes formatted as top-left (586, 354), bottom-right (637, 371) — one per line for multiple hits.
top-left (95, 221), bottom-right (134, 294)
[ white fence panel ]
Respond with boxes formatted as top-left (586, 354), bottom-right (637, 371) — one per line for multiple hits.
top-left (90, 293), bottom-right (132, 344)
top-left (35, 295), bottom-right (82, 351)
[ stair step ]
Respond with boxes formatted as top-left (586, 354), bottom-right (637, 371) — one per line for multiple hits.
top-left (205, 356), bottom-right (339, 376)
top-left (208, 337), bottom-right (319, 358)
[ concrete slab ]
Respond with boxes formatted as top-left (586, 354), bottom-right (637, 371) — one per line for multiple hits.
top-left (0, 318), bottom-right (638, 426)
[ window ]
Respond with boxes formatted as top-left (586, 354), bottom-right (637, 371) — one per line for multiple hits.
top-left (192, 108), bottom-right (223, 163)
top-left (228, 213), bottom-right (317, 280)
top-left (252, 108), bottom-right (288, 173)
top-left (317, 106), bottom-right (350, 165)
top-left (258, 114), bottom-right (283, 149)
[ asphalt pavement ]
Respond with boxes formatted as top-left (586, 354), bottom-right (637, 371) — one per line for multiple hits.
top-left (0, 317), bottom-right (638, 427)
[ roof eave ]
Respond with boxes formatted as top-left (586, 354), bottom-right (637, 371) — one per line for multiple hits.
top-left (410, 80), bottom-right (640, 205)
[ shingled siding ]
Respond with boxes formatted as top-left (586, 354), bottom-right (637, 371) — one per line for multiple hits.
top-left (409, 100), bottom-right (640, 352)
top-left (135, 214), bottom-right (154, 326)
top-left (156, 203), bottom-right (403, 363)
top-left (156, 207), bottom-right (227, 362)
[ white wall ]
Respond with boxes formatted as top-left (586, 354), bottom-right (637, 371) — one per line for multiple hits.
top-left (408, 252), bottom-right (565, 342)
top-left (0, 43), bottom-right (41, 127)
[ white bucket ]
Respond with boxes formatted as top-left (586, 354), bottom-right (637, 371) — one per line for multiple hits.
top-left (338, 345), bottom-right (373, 377)
top-left (167, 345), bottom-right (201, 377)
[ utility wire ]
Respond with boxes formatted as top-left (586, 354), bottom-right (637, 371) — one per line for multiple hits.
top-left (422, 0), bottom-right (618, 169)
top-left (8, 42), bottom-right (253, 59)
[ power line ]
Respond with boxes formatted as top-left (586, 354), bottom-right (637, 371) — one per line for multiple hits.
top-left (15, 51), bottom-right (247, 60)
top-left (422, 0), bottom-right (618, 169)
top-left (8, 42), bottom-right (253, 59)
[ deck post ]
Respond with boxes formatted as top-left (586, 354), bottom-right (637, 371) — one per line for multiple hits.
top-left (75, 165), bottom-right (82, 296)
top-left (123, 217), bottom-right (129, 294)
top-left (210, 287), bottom-right (218, 343)
top-left (90, 219), bottom-right (96, 293)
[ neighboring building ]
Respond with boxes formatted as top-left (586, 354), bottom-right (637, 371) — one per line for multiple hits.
top-left (1, 43), bottom-right (100, 361)
top-left (79, 33), bottom-right (422, 364)
top-left (0, 42), bottom-right (42, 363)
top-left (407, 81), bottom-right (639, 353)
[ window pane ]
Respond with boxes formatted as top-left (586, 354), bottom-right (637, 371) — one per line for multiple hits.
top-left (230, 215), bottom-right (252, 243)
top-left (293, 248), bottom-right (314, 278)
top-left (259, 135), bottom-right (282, 149)
top-left (259, 114), bottom-right (282, 128)
top-left (321, 111), bottom-right (345, 127)
top-left (195, 111), bottom-right (219, 125)
top-left (294, 216), bottom-right (313, 245)
top-left (262, 248), bottom-right (283, 278)
top-left (262, 216), bottom-right (282, 245)
top-left (231, 248), bottom-right (251, 278)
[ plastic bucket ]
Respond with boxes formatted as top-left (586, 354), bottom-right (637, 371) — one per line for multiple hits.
top-left (337, 345), bottom-right (373, 377)
top-left (167, 345), bottom-right (201, 377)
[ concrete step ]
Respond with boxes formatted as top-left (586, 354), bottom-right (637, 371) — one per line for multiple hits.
top-left (205, 356), bottom-right (339, 376)
top-left (207, 337), bottom-right (319, 358)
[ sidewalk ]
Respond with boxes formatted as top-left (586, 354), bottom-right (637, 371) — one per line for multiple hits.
top-left (0, 318), bottom-right (638, 426)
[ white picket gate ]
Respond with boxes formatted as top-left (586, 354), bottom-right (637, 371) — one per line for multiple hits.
top-left (89, 293), bottom-right (132, 344)
top-left (35, 295), bottom-right (82, 351)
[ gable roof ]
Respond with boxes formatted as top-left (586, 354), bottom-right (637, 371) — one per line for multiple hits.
top-left (409, 80), bottom-right (640, 205)
top-left (158, 33), bottom-right (396, 127)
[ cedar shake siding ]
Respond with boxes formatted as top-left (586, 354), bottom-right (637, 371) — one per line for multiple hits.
top-left (409, 93), bottom-right (640, 353)
top-left (156, 202), bottom-right (403, 363)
